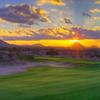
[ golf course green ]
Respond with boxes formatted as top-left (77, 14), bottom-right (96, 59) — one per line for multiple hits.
top-left (0, 57), bottom-right (100, 100)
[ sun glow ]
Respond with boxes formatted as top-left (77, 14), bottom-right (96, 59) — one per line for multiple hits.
top-left (5, 39), bottom-right (100, 48)
top-left (71, 39), bottom-right (80, 43)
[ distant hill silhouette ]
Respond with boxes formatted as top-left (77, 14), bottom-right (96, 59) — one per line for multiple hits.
top-left (0, 40), bottom-right (11, 47)
top-left (70, 42), bottom-right (85, 49)
top-left (32, 43), bottom-right (44, 47)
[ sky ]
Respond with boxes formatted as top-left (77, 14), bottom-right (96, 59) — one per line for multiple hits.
top-left (0, 0), bottom-right (100, 47)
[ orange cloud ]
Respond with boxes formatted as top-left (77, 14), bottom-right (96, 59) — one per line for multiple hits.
top-left (92, 17), bottom-right (100, 20)
top-left (94, 0), bottom-right (100, 4)
top-left (90, 8), bottom-right (100, 13)
top-left (31, 6), bottom-right (51, 23)
top-left (0, 18), bottom-right (6, 23)
top-left (1, 26), bottom-right (100, 41)
top-left (92, 26), bottom-right (100, 31)
top-left (0, 28), bottom-right (36, 37)
top-left (37, 0), bottom-right (65, 6)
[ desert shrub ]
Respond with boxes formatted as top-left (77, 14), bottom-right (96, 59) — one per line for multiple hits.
top-left (18, 55), bottom-right (34, 61)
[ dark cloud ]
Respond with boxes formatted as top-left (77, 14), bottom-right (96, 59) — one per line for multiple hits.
top-left (72, 28), bottom-right (100, 39)
top-left (82, 12), bottom-right (91, 17)
top-left (64, 18), bottom-right (72, 24)
top-left (0, 4), bottom-right (50, 25)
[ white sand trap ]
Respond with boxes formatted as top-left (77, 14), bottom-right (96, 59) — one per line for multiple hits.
top-left (0, 62), bottom-right (73, 75)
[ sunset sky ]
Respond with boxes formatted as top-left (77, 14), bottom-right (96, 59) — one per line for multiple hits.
top-left (0, 0), bottom-right (100, 47)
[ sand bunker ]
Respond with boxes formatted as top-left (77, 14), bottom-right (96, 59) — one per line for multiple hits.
top-left (0, 62), bottom-right (73, 75)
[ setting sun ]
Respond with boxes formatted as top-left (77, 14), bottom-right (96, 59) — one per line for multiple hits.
top-left (71, 39), bottom-right (80, 43)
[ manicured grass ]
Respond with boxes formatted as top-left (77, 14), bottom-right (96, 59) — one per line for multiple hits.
top-left (0, 57), bottom-right (100, 100)
top-left (34, 56), bottom-right (100, 66)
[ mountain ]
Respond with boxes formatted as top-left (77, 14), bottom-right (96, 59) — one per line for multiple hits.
top-left (32, 43), bottom-right (44, 47)
top-left (70, 42), bottom-right (85, 49)
top-left (0, 40), bottom-right (11, 47)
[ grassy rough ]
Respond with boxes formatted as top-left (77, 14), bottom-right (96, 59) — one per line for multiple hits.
top-left (0, 57), bottom-right (100, 100)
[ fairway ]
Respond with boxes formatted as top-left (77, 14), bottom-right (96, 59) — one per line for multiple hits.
top-left (0, 57), bottom-right (100, 100)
